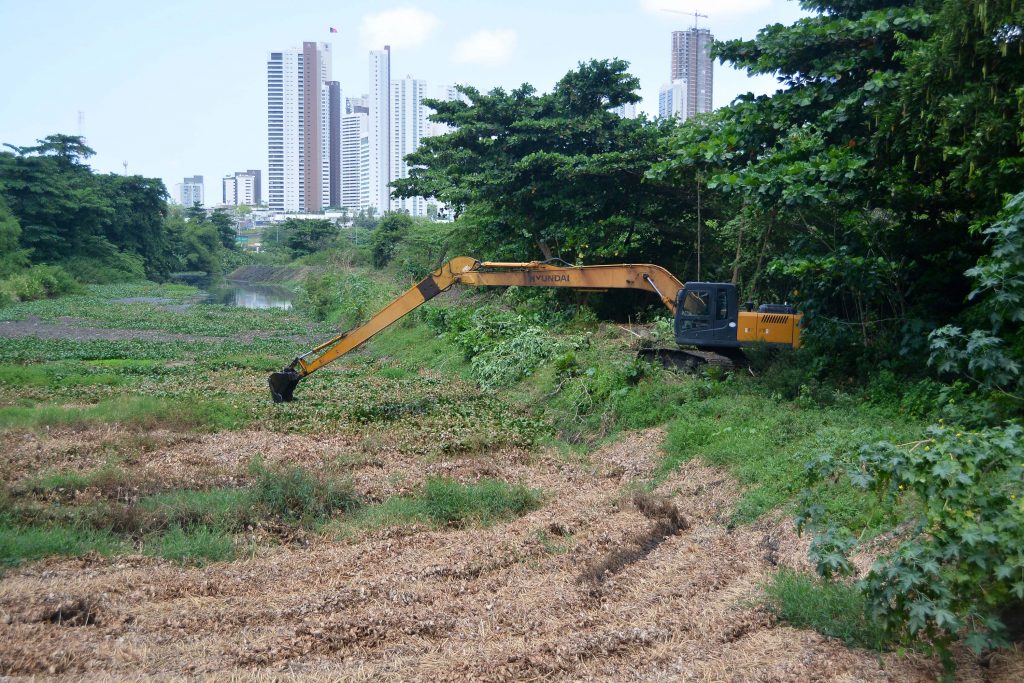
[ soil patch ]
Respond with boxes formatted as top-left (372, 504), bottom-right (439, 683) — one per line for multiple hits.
top-left (4, 428), bottom-right (1018, 680)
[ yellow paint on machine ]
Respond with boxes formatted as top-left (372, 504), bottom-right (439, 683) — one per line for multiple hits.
top-left (737, 312), bottom-right (803, 348)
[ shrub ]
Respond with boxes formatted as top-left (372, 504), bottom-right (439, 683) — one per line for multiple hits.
top-left (0, 264), bottom-right (78, 305)
top-left (798, 422), bottom-right (1024, 672)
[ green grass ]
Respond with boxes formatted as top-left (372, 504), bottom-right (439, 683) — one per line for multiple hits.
top-left (139, 488), bottom-right (253, 530)
top-left (655, 391), bottom-right (923, 529)
top-left (764, 569), bottom-right (889, 650)
top-left (348, 478), bottom-right (542, 530)
top-left (144, 526), bottom-right (236, 564)
top-left (249, 460), bottom-right (360, 524)
top-left (367, 321), bottom-right (470, 378)
top-left (0, 396), bottom-right (251, 432)
top-left (0, 523), bottom-right (127, 567)
top-left (24, 464), bottom-right (131, 494)
top-left (0, 362), bottom-right (125, 388)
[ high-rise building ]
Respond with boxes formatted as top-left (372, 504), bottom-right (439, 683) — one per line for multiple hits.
top-left (346, 95), bottom-right (369, 114)
top-left (181, 176), bottom-right (204, 207)
top-left (245, 169), bottom-right (262, 205)
top-left (390, 76), bottom-right (429, 216)
top-left (671, 27), bottom-right (713, 118)
top-left (266, 42), bottom-right (332, 213)
top-left (658, 80), bottom-right (687, 120)
top-left (222, 171), bottom-right (258, 206)
top-left (340, 111), bottom-right (369, 211)
top-left (328, 81), bottom-right (342, 208)
top-left (368, 47), bottom-right (391, 212)
top-left (610, 102), bottom-right (638, 118)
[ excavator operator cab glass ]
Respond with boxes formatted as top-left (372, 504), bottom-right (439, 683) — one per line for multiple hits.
top-left (679, 289), bottom-right (710, 329)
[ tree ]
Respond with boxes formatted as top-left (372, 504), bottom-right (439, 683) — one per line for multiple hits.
top-left (0, 196), bottom-right (29, 278)
top-left (352, 207), bottom-right (379, 229)
top-left (370, 212), bottom-right (413, 268)
top-left (280, 218), bottom-right (338, 257)
top-left (393, 59), bottom-right (697, 270)
top-left (0, 134), bottom-right (173, 280)
top-left (654, 0), bottom-right (1024, 357)
top-left (208, 209), bottom-right (237, 250)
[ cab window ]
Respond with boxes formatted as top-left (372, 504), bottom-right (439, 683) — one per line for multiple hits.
top-left (682, 290), bottom-right (708, 316)
top-left (716, 289), bottom-right (729, 320)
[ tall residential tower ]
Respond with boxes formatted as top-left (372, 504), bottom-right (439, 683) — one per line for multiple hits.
top-left (670, 27), bottom-right (713, 118)
top-left (368, 46), bottom-right (391, 213)
top-left (266, 42), bottom-right (333, 212)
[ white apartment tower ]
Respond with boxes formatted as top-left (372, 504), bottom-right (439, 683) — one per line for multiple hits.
top-left (671, 28), bottom-right (713, 118)
top-left (368, 47), bottom-right (391, 213)
top-left (222, 172), bottom-right (257, 206)
top-left (390, 76), bottom-right (429, 216)
top-left (659, 80), bottom-right (688, 120)
top-left (181, 176), bottom-right (204, 207)
top-left (340, 111), bottom-right (369, 211)
top-left (266, 42), bottom-right (333, 213)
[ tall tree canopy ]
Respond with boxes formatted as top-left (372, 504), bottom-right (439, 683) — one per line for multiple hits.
top-left (653, 0), bottom-right (1024, 345)
top-left (393, 59), bottom-right (697, 268)
top-left (0, 134), bottom-right (171, 280)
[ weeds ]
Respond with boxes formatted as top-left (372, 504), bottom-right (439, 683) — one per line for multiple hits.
top-left (249, 458), bottom-right (360, 524)
top-left (764, 570), bottom-right (888, 650)
top-left (349, 478), bottom-right (542, 530)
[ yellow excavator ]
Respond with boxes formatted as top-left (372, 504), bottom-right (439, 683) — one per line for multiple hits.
top-left (269, 257), bottom-right (802, 402)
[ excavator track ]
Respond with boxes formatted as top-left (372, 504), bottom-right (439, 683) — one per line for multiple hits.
top-left (637, 347), bottom-right (742, 373)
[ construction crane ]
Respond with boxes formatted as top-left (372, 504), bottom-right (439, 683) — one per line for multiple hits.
top-left (660, 8), bottom-right (708, 28)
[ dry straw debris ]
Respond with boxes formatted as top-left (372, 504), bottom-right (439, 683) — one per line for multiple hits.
top-left (2, 427), bottom-right (1021, 680)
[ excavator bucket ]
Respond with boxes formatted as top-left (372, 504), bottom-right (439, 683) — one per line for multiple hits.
top-left (269, 368), bottom-right (301, 403)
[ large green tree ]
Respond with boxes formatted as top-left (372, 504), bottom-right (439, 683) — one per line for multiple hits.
top-left (654, 0), bottom-right (1024, 351)
top-left (0, 134), bottom-right (171, 279)
top-left (393, 59), bottom-right (698, 270)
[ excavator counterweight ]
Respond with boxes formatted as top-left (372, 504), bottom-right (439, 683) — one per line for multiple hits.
top-left (269, 257), bottom-right (801, 402)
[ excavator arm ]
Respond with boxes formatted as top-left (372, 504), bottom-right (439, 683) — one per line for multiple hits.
top-left (269, 256), bottom-right (685, 402)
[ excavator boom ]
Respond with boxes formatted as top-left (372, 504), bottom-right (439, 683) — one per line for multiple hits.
top-left (269, 257), bottom-right (685, 402)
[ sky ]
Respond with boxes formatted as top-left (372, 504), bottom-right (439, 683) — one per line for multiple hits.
top-left (0, 0), bottom-right (808, 204)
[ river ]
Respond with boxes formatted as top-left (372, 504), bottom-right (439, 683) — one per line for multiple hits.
top-left (203, 281), bottom-right (295, 310)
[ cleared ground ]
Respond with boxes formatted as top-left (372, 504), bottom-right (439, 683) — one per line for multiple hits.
top-left (1, 285), bottom-right (1021, 681)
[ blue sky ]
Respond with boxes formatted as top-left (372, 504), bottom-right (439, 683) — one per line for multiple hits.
top-left (0, 0), bottom-right (807, 203)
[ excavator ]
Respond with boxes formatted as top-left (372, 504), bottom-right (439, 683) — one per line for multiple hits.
top-left (269, 256), bottom-right (802, 402)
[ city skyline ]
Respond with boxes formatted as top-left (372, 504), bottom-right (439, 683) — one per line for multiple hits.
top-left (0, 1), bottom-right (809, 205)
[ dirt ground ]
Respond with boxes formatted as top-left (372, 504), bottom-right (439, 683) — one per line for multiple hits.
top-left (3, 427), bottom-right (1022, 681)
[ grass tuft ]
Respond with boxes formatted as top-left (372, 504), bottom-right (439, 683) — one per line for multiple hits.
top-left (763, 569), bottom-right (889, 650)
top-left (0, 523), bottom-right (126, 568)
top-left (249, 459), bottom-right (360, 524)
top-left (353, 478), bottom-right (542, 529)
top-left (145, 526), bottom-right (236, 564)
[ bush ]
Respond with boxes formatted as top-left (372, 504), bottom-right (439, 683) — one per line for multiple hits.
top-left (0, 264), bottom-right (78, 305)
top-left (798, 422), bottom-right (1024, 672)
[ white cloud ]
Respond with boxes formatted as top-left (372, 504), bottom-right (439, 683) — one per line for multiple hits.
top-left (452, 29), bottom-right (518, 67)
top-left (640, 0), bottom-right (773, 18)
top-left (360, 6), bottom-right (440, 49)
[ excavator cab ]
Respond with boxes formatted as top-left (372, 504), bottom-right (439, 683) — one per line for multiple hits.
top-left (674, 282), bottom-right (740, 348)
